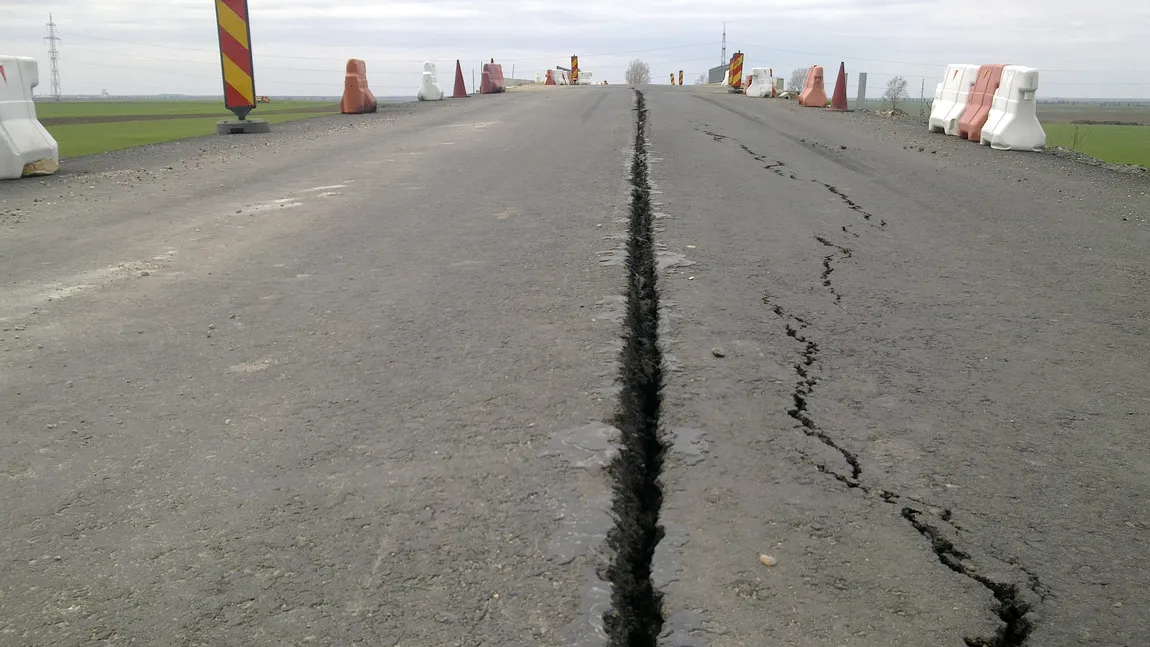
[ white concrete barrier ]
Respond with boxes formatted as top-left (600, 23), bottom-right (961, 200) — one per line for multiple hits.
top-left (747, 68), bottom-right (775, 98)
top-left (1, 55), bottom-right (59, 180)
top-left (980, 66), bottom-right (1045, 151)
top-left (928, 64), bottom-right (980, 136)
top-left (417, 61), bottom-right (444, 101)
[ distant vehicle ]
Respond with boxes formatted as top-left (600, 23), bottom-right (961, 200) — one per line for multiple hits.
top-left (256, 96), bottom-right (271, 104)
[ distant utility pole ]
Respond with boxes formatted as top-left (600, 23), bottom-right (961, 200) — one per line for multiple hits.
top-left (44, 14), bottom-right (62, 102)
top-left (721, 22), bottom-right (727, 66)
top-left (920, 78), bottom-right (927, 120)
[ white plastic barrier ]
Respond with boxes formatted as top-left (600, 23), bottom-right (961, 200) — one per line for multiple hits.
top-left (981, 66), bottom-right (1045, 151)
top-left (747, 68), bottom-right (774, 98)
top-left (928, 64), bottom-right (980, 136)
top-left (417, 61), bottom-right (444, 101)
top-left (0, 55), bottom-right (59, 180)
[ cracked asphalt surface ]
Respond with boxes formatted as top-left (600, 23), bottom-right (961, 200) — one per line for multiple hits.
top-left (2, 84), bottom-right (1148, 646)
top-left (648, 86), bottom-right (1148, 647)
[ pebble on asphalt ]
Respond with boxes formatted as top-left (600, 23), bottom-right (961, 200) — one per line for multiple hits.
top-left (759, 554), bottom-right (778, 567)
top-left (711, 348), bottom-right (727, 358)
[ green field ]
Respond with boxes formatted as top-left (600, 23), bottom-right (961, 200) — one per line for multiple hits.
top-left (45, 112), bottom-right (335, 158)
top-left (1044, 123), bottom-right (1150, 167)
top-left (35, 100), bottom-right (336, 119)
top-left (32, 100), bottom-right (342, 159)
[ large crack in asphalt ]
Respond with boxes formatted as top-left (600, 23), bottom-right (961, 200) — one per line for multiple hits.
top-left (697, 126), bottom-right (884, 228)
top-left (696, 119), bottom-right (1041, 646)
top-left (818, 181), bottom-right (887, 229)
top-left (902, 508), bottom-right (1035, 647)
top-left (815, 236), bottom-right (853, 305)
top-left (717, 136), bottom-right (1038, 643)
top-left (767, 281), bottom-right (1038, 645)
top-left (602, 89), bottom-right (666, 647)
top-left (765, 294), bottom-right (863, 487)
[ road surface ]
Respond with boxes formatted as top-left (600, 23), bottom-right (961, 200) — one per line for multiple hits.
top-left (1, 85), bottom-right (1146, 647)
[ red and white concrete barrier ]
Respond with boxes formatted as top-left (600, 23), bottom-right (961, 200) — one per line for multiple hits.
top-left (981, 66), bottom-right (1046, 151)
top-left (929, 63), bottom-right (1046, 151)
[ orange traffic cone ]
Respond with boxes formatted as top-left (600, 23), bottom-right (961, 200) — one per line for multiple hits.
top-left (452, 60), bottom-right (468, 98)
top-left (829, 62), bottom-right (849, 111)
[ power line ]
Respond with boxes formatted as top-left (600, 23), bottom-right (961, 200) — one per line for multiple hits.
top-left (501, 42), bottom-right (722, 65)
top-left (58, 31), bottom-right (429, 63)
top-left (846, 70), bottom-right (1150, 87)
top-left (45, 29), bottom-right (1150, 93)
top-left (56, 30), bottom-right (719, 66)
top-left (54, 57), bottom-right (420, 91)
top-left (62, 46), bottom-right (432, 78)
top-left (48, 29), bottom-right (1150, 76)
top-left (44, 14), bottom-right (62, 101)
top-left (729, 43), bottom-right (1150, 74)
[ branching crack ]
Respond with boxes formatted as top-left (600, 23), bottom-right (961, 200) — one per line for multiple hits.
top-left (766, 289), bottom-right (1041, 645)
top-left (707, 125), bottom-right (1038, 647)
top-left (815, 236), bottom-right (853, 304)
top-left (603, 89), bottom-right (666, 647)
top-left (902, 508), bottom-right (1035, 647)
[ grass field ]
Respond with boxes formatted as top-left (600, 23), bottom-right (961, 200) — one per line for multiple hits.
top-left (46, 112), bottom-right (335, 158)
top-left (1044, 123), bottom-right (1150, 167)
top-left (35, 100), bottom-right (336, 120)
top-left (33, 100), bottom-right (341, 159)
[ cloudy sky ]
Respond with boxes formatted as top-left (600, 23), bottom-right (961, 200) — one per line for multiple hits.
top-left (4, 0), bottom-right (1149, 99)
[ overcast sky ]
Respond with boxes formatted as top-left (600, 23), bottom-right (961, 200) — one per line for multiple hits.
top-left (4, 0), bottom-right (1149, 99)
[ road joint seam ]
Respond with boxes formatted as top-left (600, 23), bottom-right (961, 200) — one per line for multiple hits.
top-left (601, 89), bottom-right (667, 647)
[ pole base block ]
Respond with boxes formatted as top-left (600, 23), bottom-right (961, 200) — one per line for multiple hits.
top-left (216, 119), bottom-right (271, 135)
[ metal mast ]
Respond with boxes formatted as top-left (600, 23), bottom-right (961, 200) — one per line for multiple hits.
top-left (45, 14), bottom-right (62, 101)
top-left (721, 23), bottom-right (727, 65)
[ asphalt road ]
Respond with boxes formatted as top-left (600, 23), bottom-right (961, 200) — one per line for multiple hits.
top-left (1, 85), bottom-right (1147, 647)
